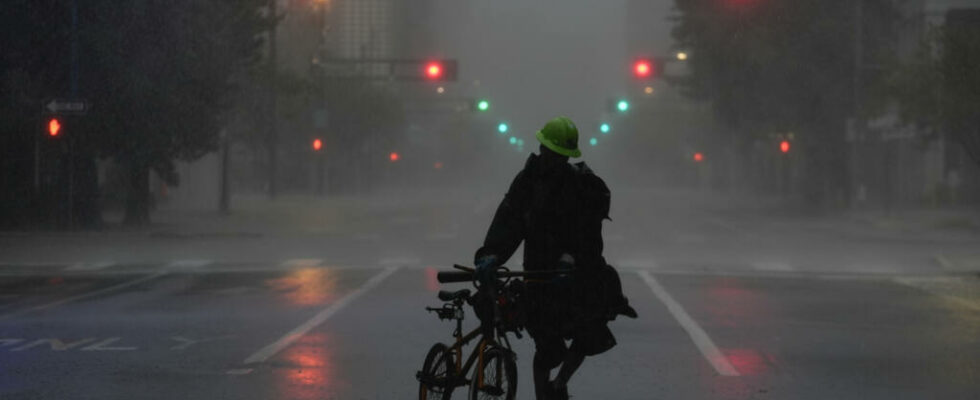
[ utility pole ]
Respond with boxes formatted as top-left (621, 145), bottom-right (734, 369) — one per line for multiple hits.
top-left (267, 0), bottom-right (279, 199)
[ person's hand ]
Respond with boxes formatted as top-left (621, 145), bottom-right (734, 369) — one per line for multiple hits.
top-left (474, 255), bottom-right (498, 286)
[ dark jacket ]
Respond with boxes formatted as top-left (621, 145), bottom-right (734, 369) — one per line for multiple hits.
top-left (475, 153), bottom-right (611, 272)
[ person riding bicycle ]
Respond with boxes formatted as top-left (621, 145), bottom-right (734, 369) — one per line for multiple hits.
top-left (474, 116), bottom-right (637, 400)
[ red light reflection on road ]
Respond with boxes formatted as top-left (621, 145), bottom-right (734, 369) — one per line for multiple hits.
top-left (704, 277), bottom-right (767, 328)
top-left (275, 333), bottom-right (337, 400)
top-left (266, 268), bottom-right (337, 306)
top-left (723, 348), bottom-right (769, 376)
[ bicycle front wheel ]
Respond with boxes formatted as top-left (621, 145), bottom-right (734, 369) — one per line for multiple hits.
top-left (418, 343), bottom-right (455, 400)
top-left (468, 347), bottom-right (517, 400)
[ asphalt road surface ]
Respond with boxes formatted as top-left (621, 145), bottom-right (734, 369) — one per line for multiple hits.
top-left (1, 189), bottom-right (978, 399)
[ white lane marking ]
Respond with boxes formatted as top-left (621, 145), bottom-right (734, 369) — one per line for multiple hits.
top-left (379, 257), bottom-right (420, 267)
top-left (353, 233), bottom-right (381, 241)
top-left (616, 258), bottom-right (660, 269)
top-left (167, 260), bottom-right (213, 269)
top-left (638, 270), bottom-right (740, 377)
top-left (280, 259), bottom-right (323, 268)
top-left (705, 217), bottom-right (753, 238)
top-left (753, 262), bottom-right (794, 272)
top-left (242, 267), bottom-right (400, 364)
top-left (64, 261), bottom-right (116, 271)
top-left (81, 337), bottom-right (137, 351)
top-left (226, 368), bottom-right (254, 375)
top-left (424, 233), bottom-right (457, 241)
top-left (0, 272), bottom-right (167, 321)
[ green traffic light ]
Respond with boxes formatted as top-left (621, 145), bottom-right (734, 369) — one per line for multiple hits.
top-left (600, 123), bottom-right (611, 134)
top-left (590, 137), bottom-right (598, 146)
top-left (509, 136), bottom-right (517, 145)
top-left (477, 99), bottom-right (490, 111)
top-left (617, 100), bottom-right (630, 112)
top-left (498, 123), bottom-right (509, 134)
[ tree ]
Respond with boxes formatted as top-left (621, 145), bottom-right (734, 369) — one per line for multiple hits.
top-left (81, 0), bottom-right (269, 225)
top-left (671, 0), bottom-right (900, 206)
top-left (892, 10), bottom-right (980, 170)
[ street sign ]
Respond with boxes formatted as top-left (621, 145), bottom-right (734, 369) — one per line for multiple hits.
top-left (43, 99), bottom-right (89, 115)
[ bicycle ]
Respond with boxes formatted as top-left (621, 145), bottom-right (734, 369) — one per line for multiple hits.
top-left (416, 264), bottom-right (569, 400)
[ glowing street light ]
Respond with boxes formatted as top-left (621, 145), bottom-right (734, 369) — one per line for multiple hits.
top-left (600, 123), bottom-right (611, 134)
top-left (497, 122), bottom-right (509, 134)
top-left (676, 52), bottom-right (689, 61)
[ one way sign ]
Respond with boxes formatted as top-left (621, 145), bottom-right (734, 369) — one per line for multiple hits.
top-left (43, 99), bottom-right (89, 115)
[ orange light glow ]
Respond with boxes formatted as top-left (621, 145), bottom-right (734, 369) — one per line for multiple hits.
top-left (434, 162), bottom-right (443, 169)
top-left (265, 267), bottom-right (337, 306)
top-left (312, 139), bottom-right (323, 151)
top-left (389, 152), bottom-right (400, 162)
top-left (48, 118), bottom-right (61, 137)
top-left (780, 140), bottom-right (791, 153)
top-left (693, 152), bottom-right (704, 162)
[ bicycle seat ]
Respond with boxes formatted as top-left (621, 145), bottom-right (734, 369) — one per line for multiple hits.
top-left (438, 289), bottom-right (471, 302)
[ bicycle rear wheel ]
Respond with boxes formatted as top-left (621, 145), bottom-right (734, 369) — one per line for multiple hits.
top-left (468, 347), bottom-right (516, 400)
top-left (418, 343), bottom-right (455, 400)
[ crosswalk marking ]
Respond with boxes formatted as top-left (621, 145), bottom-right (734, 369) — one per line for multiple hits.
top-left (166, 260), bottom-right (213, 269)
top-left (64, 262), bottom-right (116, 271)
top-left (639, 270), bottom-right (740, 377)
top-left (280, 259), bottom-right (323, 268)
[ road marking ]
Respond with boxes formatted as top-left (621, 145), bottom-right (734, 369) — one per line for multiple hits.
top-left (705, 217), bottom-right (753, 238)
top-left (0, 272), bottom-right (167, 321)
top-left (167, 260), bottom-right (213, 269)
top-left (170, 335), bottom-right (232, 351)
top-left (753, 262), bottom-right (794, 272)
top-left (226, 368), bottom-right (254, 375)
top-left (81, 337), bottom-right (137, 351)
top-left (353, 233), bottom-right (381, 241)
top-left (424, 233), bottom-right (457, 241)
top-left (12, 338), bottom-right (98, 351)
top-left (379, 257), bottom-right (420, 267)
top-left (64, 261), bottom-right (116, 271)
top-left (280, 259), bottom-right (323, 268)
top-left (242, 267), bottom-right (400, 364)
top-left (638, 270), bottom-right (740, 377)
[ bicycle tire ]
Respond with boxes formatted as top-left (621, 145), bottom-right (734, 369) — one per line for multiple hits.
top-left (419, 343), bottom-right (455, 400)
top-left (468, 347), bottom-right (517, 400)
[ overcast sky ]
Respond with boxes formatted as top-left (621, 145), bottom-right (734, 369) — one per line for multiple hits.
top-left (432, 0), bottom-right (675, 141)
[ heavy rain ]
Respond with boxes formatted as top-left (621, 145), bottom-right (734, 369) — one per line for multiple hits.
top-left (1, 0), bottom-right (979, 399)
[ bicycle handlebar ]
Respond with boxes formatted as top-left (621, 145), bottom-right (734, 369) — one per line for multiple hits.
top-left (436, 266), bottom-right (572, 284)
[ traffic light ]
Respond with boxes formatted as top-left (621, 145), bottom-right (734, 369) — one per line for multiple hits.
top-left (509, 137), bottom-right (517, 145)
top-left (312, 138), bottom-right (323, 152)
top-left (476, 99), bottom-right (490, 112)
top-left (693, 152), bottom-right (704, 162)
top-left (589, 137), bottom-right (598, 147)
top-left (389, 152), bottom-right (400, 162)
top-left (617, 100), bottom-right (630, 113)
top-left (421, 60), bottom-right (458, 81)
top-left (632, 59), bottom-right (657, 80)
top-left (780, 140), bottom-right (791, 154)
top-left (497, 123), bottom-right (509, 134)
top-left (600, 123), bottom-right (611, 134)
top-left (47, 118), bottom-right (62, 138)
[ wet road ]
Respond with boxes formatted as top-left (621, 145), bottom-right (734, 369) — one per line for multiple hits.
top-left (1, 189), bottom-right (979, 399)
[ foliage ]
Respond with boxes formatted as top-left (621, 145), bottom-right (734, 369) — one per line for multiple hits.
top-left (892, 15), bottom-right (980, 168)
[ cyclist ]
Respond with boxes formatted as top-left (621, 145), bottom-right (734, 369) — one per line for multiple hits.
top-left (474, 116), bottom-right (637, 400)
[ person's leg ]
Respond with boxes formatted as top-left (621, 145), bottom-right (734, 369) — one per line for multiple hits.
top-left (533, 335), bottom-right (565, 399)
top-left (550, 348), bottom-right (584, 399)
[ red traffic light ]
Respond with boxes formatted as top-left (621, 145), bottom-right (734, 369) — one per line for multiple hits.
top-left (424, 62), bottom-right (443, 80)
top-left (48, 118), bottom-right (62, 137)
top-left (312, 138), bottom-right (323, 152)
top-left (693, 152), bottom-right (704, 162)
top-left (633, 59), bottom-right (656, 79)
top-left (780, 140), bottom-right (791, 153)
top-left (389, 152), bottom-right (400, 162)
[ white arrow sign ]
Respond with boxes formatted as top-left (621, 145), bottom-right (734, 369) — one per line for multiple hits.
top-left (44, 99), bottom-right (88, 114)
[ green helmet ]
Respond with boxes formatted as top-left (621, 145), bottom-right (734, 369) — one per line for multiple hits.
top-left (535, 116), bottom-right (582, 158)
